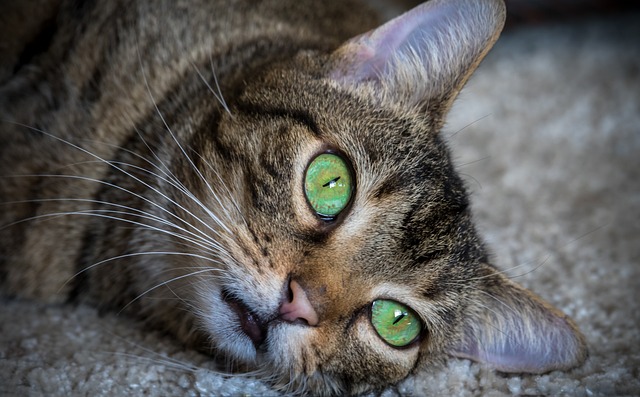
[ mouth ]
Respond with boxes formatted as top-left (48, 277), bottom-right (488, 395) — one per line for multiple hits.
top-left (221, 290), bottom-right (267, 348)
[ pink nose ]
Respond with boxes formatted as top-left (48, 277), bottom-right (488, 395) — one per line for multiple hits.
top-left (279, 279), bottom-right (319, 326)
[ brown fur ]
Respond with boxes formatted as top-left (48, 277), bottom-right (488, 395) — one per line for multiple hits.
top-left (0, 0), bottom-right (586, 395)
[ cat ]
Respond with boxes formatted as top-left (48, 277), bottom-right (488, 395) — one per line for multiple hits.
top-left (0, 0), bottom-right (587, 395)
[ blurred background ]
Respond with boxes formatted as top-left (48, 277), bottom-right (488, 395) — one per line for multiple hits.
top-left (373, 0), bottom-right (640, 28)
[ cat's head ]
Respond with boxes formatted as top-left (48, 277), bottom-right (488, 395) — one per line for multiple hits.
top-left (176, 0), bottom-right (586, 394)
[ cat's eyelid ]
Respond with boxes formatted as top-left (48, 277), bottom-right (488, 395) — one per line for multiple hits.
top-left (369, 284), bottom-right (430, 319)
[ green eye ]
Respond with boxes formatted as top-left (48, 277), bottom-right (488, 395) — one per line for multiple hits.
top-left (304, 153), bottom-right (353, 218)
top-left (371, 300), bottom-right (422, 347)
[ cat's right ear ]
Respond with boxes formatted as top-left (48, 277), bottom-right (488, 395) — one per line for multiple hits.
top-left (329, 0), bottom-right (506, 112)
top-left (450, 269), bottom-right (588, 373)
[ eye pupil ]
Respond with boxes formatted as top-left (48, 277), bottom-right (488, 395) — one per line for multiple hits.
top-left (304, 153), bottom-right (353, 218)
top-left (392, 312), bottom-right (406, 325)
top-left (322, 176), bottom-right (340, 188)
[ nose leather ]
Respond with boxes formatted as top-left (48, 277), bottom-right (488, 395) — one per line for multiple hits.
top-left (279, 279), bottom-right (319, 326)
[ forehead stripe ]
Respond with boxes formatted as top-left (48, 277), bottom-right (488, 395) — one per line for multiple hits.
top-left (236, 101), bottom-right (322, 137)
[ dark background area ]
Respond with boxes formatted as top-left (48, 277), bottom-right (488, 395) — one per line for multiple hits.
top-left (503, 0), bottom-right (640, 29)
top-left (391, 0), bottom-right (640, 29)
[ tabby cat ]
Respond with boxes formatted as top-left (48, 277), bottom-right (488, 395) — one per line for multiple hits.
top-left (0, 0), bottom-right (587, 394)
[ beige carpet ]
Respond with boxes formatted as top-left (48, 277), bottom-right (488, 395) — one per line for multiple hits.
top-left (2, 10), bottom-right (639, 397)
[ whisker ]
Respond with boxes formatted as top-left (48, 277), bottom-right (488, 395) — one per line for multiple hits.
top-left (457, 156), bottom-right (491, 168)
top-left (125, 118), bottom-right (185, 190)
top-left (89, 134), bottom-right (247, 271)
top-left (446, 113), bottom-right (492, 139)
top-left (95, 331), bottom-right (202, 373)
top-left (101, 158), bottom-right (239, 238)
top-left (209, 54), bottom-right (232, 116)
top-left (135, 39), bottom-right (234, 238)
top-left (2, 169), bottom-right (228, 251)
top-left (472, 222), bottom-right (608, 284)
top-left (63, 137), bottom-right (241, 257)
top-left (459, 172), bottom-right (483, 192)
top-left (2, 123), bottom-right (229, 244)
top-left (3, 208), bottom-right (223, 259)
top-left (107, 351), bottom-right (199, 372)
top-left (469, 288), bottom-right (522, 320)
top-left (0, 197), bottom-right (240, 275)
top-left (190, 58), bottom-right (231, 116)
top-left (191, 150), bottom-right (247, 227)
top-left (119, 267), bottom-right (225, 313)
top-left (67, 250), bottom-right (224, 288)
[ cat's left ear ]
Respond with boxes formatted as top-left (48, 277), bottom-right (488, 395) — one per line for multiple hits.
top-left (329, 0), bottom-right (506, 112)
top-left (450, 268), bottom-right (588, 373)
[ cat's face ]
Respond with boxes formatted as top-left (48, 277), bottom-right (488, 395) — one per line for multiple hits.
top-left (138, 0), bottom-right (585, 395)
top-left (187, 62), bottom-right (483, 393)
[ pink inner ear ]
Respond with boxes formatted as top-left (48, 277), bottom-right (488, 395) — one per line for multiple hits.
top-left (331, 0), bottom-right (449, 85)
top-left (329, 0), bottom-right (506, 108)
top-left (451, 279), bottom-right (587, 374)
top-left (465, 317), bottom-right (581, 373)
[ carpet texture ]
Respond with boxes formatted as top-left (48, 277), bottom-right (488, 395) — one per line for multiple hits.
top-left (1, 10), bottom-right (639, 397)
